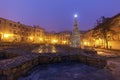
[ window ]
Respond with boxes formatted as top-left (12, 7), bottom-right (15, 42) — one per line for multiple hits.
top-left (9, 23), bottom-right (12, 26)
top-left (18, 26), bottom-right (20, 28)
top-left (14, 24), bottom-right (16, 27)
top-left (9, 30), bottom-right (12, 32)
top-left (13, 30), bottom-right (16, 34)
top-left (0, 20), bottom-right (1, 24)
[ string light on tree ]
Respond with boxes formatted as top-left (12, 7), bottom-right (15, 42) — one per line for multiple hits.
top-left (70, 14), bottom-right (81, 48)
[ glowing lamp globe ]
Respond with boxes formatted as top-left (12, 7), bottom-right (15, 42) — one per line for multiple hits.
top-left (74, 14), bottom-right (78, 18)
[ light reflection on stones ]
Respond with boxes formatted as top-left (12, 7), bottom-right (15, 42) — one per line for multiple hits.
top-left (51, 46), bottom-right (57, 53)
top-left (33, 45), bottom-right (57, 53)
top-left (38, 49), bottom-right (43, 53)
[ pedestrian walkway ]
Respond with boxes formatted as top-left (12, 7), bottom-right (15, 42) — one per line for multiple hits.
top-left (19, 62), bottom-right (114, 80)
top-left (107, 57), bottom-right (120, 80)
top-left (94, 48), bottom-right (120, 58)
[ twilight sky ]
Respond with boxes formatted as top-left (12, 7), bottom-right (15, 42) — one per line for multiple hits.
top-left (0, 0), bottom-right (120, 32)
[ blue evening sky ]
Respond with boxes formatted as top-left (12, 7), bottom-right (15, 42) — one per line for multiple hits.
top-left (0, 0), bottom-right (120, 32)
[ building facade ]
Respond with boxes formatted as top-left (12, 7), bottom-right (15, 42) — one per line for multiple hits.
top-left (0, 17), bottom-right (45, 43)
top-left (0, 17), bottom-right (90, 47)
top-left (83, 13), bottom-right (120, 50)
top-left (58, 31), bottom-right (71, 45)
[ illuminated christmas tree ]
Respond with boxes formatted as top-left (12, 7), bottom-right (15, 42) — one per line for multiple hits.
top-left (70, 14), bottom-right (81, 48)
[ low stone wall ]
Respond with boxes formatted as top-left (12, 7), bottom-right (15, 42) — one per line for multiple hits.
top-left (38, 52), bottom-right (106, 68)
top-left (0, 54), bottom-right (39, 80)
top-left (0, 51), bottom-right (20, 60)
top-left (0, 50), bottom-right (106, 80)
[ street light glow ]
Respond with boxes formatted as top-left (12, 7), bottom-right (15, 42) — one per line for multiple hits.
top-left (3, 34), bottom-right (10, 38)
top-left (62, 40), bottom-right (67, 44)
top-left (84, 42), bottom-right (87, 46)
top-left (52, 39), bottom-right (58, 44)
top-left (39, 37), bottom-right (43, 41)
top-left (29, 36), bottom-right (33, 40)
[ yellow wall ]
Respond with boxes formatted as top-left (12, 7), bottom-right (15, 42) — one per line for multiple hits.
top-left (108, 41), bottom-right (120, 50)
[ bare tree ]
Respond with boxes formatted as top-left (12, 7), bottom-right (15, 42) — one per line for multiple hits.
top-left (92, 16), bottom-right (115, 49)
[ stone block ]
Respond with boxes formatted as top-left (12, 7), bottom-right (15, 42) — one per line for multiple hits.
top-left (2, 69), bottom-right (12, 76)
top-left (11, 67), bottom-right (18, 74)
top-left (39, 56), bottom-right (49, 64)
top-left (61, 55), bottom-right (70, 62)
top-left (51, 56), bottom-right (61, 63)
top-left (49, 56), bottom-right (56, 63)
top-left (32, 58), bottom-right (39, 65)
top-left (83, 49), bottom-right (97, 55)
top-left (57, 56), bottom-right (62, 62)
top-left (21, 62), bottom-right (29, 70)
top-left (70, 55), bottom-right (78, 61)
top-left (78, 55), bottom-right (87, 63)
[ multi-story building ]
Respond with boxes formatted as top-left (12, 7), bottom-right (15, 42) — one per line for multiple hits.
top-left (83, 13), bottom-right (120, 50)
top-left (0, 17), bottom-right (86, 46)
top-left (20, 24), bottom-right (34, 43)
top-left (58, 31), bottom-right (71, 45)
top-left (0, 18), bottom-right (21, 42)
top-left (33, 26), bottom-right (45, 43)
top-left (0, 17), bottom-right (45, 43)
top-left (44, 31), bottom-right (58, 44)
top-left (107, 14), bottom-right (120, 49)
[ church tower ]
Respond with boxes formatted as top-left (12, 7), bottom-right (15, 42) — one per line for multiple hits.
top-left (70, 14), bottom-right (81, 48)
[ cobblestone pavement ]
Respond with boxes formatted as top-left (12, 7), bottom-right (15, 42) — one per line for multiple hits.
top-left (95, 48), bottom-right (120, 80)
top-left (95, 48), bottom-right (120, 57)
top-left (107, 58), bottom-right (120, 80)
